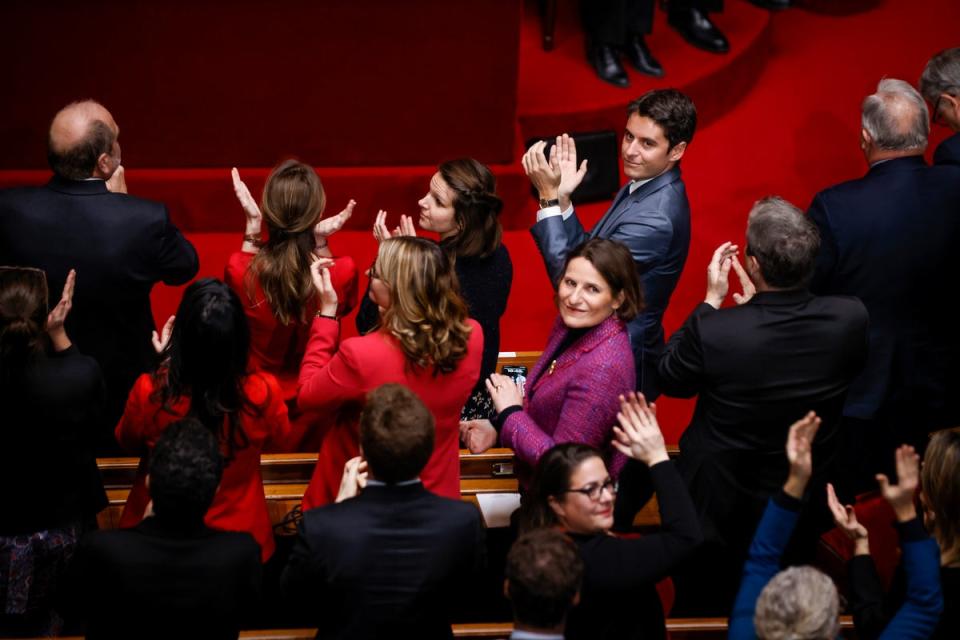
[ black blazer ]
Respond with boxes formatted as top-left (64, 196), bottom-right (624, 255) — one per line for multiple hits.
top-left (0, 175), bottom-right (198, 448)
top-left (62, 518), bottom-right (262, 640)
top-left (934, 131), bottom-right (960, 166)
top-left (658, 291), bottom-right (868, 544)
top-left (281, 482), bottom-right (484, 640)
top-left (808, 156), bottom-right (960, 426)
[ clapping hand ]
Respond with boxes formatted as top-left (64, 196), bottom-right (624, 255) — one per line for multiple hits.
top-left (783, 411), bottom-right (821, 499)
top-left (826, 482), bottom-right (870, 555)
top-left (151, 315), bottom-right (175, 354)
top-left (460, 419), bottom-right (498, 454)
top-left (612, 392), bottom-right (669, 466)
top-left (372, 210), bottom-right (416, 242)
top-left (46, 269), bottom-right (76, 351)
top-left (876, 445), bottom-right (920, 523)
top-left (232, 167), bottom-right (262, 238)
top-left (704, 242), bottom-right (755, 308)
top-left (554, 134), bottom-right (588, 210)
top-left (521, 140), bottom-right (562, 203)
top-left (315, 199), bottom-right (356, 240)
top-left (310, 256), bottom-right (338, 316)
top-left (336, 456), bottom-right (369, 503)
top-left (485, 373), bottom-right (524, 413)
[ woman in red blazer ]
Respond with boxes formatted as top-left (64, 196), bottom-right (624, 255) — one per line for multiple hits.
top-left (298, 237), bottom-right (483, 508)
top-left (225, 161), bottom-right (358, 450)
top-left (116, 279), bottom-right (291, 562)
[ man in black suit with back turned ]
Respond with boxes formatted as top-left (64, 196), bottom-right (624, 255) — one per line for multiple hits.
top-left (281, 384), bottom-right (484, 640)
top-left (656, 196), bottom-right (869, 615)
top-left (808, 78), bottom-right (960, 493)
top-left (0, 100), bottom-right (198, 452)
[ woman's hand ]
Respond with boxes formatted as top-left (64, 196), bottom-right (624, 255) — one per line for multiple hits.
top-left (47, 269), bottom-right (76, 351)
top-left (877, 445), bottom-right (920, 523)
top-left (232, 167), bottom-right (262, 238)
top-left (151, 315), bottom-right (175, 354)
top-left (315, 199), bottom-right (356, 241)
top-left (310, 256), bottom-right (338, 316)
top-left (826, 482), bottom-right (870, 555)
top-left (611, 392), bottom-right (669, 466)
top-left (485, 373), bottom-right (523, 413)
top-left (521, 140), bottom-right (562, 202)
top-left (783, 411), bottom-right (821, 499)
top-left (372, 210), bottom-right (416, 242)
top-left (460, 419), bottom-right (497, 454)
top-left (335, 456), bottom-right (368, 503)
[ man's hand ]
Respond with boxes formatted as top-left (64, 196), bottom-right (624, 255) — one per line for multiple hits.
top-left (521, 140), bottom-right (561, 203)
top-left (231, 168), bottom-right (262, 237)
top-left (877, 445), bottom-right (920, 523)
top-left (309, 256), bottom-right (339, 317)
top-left (553, 134), bottom-right (588, 211)
top-left (826, 482), bottom-right (870, 555)
top-left (151, 315), bottom-right (175, 354)
top-left (460, 419), bottom-right (498, 454)
top-left (335, 456), bottom-right (368, 503)
top-left (315, 199), bottom-right (356, 241)
top-left (704, 242), bottom-right (740, 308)
top-left (730, 256), bottom-right (756, 305)
top-left (47, 268), bottom-right (76, 351)
top-left (106, 165), bottom-right (128, 194)
top-left (783, 411), bottom-right (821, 499)
top-left (611, 392), bottom-right (669, 467)
top-left (485, 373), bottom-right (524, 413)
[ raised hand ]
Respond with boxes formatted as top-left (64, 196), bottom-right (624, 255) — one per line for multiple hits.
top-left (783, 411), bottom-right (821, 499)
top-left (460, 419), bottom-right (498, 454)
top-left (612, 392), bottom-right (669, 466)
top-left (151, 315), bottom-right (175, 354)
top-left (521, 140), bottom-right (562, 203)
top-left (704, 242), bottom-right (739, 309)
top-left (485, 372), bottom-right (524, 413)
top-left (730, 256), bottom-right (756, 305)
top-left (826, 483), bottom-right (870, 554)
top-left (554, 134), bottom-right (588, 210)
top-left (106, 165), bottom-right (128, 194)
top-left (876, 445), bottom-right (920, 522)
top-left (232, 167), bottom-right (262, 237)
top-left (398, 214), bottom-right (417, 237)
top-left (335, 456), bottom-right (369, 503)
top-left (315, 199), bottom-right (356, 240)
top-left (310, 256), bottom-right (338, 316)
top-left (46, 269), bottom-right (76, 351)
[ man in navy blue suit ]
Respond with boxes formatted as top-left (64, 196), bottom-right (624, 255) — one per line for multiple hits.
top-left (920, 47), bottom-right (960, 166)
top-left (524, 89), bottom-right (696, 400)
top-left (808, 78), bottom-right (960, 494)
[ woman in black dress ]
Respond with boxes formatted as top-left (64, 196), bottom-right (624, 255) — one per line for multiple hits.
top-left (357, 158), bottom-right (512, 433)
top-left (518, 392), bottom-right (702, 640)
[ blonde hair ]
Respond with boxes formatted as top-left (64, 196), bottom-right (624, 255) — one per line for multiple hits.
top-left (922, 428), bottom-right (960, 566)
top-left (375, 237), bottom-right (472, 375)
top-left (247, 159), bottom-right (326, 325)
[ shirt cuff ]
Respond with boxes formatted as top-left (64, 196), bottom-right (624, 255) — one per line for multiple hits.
top-left (535, 204), bottom-right (574, 222)
top-left (773, 490), bottom-right (804, 512)
top-left (895, 517), bottom-right (928, 543)
top-left (492, 405), bottom-right (522, 431)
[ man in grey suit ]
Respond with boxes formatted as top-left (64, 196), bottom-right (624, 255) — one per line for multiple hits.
top-left (523, 89), bottom-right (696, 400)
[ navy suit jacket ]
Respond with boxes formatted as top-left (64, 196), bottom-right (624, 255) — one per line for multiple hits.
top-left (808, 156), bottom-right (960, 424)
top-left (530, 166), bottom-right (690, 375)
top-left (281, 482), bottom-right (484, 640)
top-left (934, 131), bottom-right (960, 166)
top-left (0, 175), bottom-right (198, 449)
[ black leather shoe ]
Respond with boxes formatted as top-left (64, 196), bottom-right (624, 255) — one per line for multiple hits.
top-left (588, 44), bottom-right (629, 88)
top-left (747, 0), bottom-right (791, 8)
top-left (624, 35), bottom-right (664, 78)
top-left (668, 8), bottom-right (730, 54)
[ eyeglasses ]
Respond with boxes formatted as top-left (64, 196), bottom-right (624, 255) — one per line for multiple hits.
top-left (368, 261), bottom-right (381, 281)
top-left (932, 95), bottom-right (945, 126)
top-left (563, 478), bottom-right (617, 501)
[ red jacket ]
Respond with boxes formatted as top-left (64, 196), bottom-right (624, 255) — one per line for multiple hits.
top-left (297, 317), bottom-right (483, 509)
top-left (115, 371), bottom-right (291, 561)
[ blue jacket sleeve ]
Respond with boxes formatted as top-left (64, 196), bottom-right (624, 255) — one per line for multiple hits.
top-left (877, 522), bottom-right (943, 640)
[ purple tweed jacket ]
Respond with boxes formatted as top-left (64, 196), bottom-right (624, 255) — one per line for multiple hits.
top-left (502, 314), bottom-right (636, 487)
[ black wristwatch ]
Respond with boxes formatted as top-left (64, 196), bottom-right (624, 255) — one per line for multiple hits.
top-left (539, 197), bottom-right (560, 209)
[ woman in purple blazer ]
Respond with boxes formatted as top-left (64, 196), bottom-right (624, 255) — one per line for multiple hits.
top-left (482, 238), bottom-right (642, 487)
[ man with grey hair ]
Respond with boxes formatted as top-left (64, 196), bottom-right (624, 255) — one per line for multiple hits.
top-left (655, 196), bottom-right (868, 615)
top-left (920, 47), bottom-right (960, 165)
top-left (808, 77), bottom-right (960, 495)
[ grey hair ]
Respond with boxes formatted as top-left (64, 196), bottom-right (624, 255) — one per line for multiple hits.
top-left (754, 566), bottom-right (840, 640)
top-left (861, 78), bottom-right (929, 152)
top-left (919, 47), bottom-right (960, 103)
top-left (745, 196), bottom-right (819, 289)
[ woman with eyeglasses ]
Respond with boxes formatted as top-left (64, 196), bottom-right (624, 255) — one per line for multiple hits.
top-left (357, 158), bottom-right (512, 428)
top-left (479, 238), bottom-right (640, 486)
top-left (297, 236), bottom-right (483, 508)
top-left (519, 394), bottom-right (702, 640)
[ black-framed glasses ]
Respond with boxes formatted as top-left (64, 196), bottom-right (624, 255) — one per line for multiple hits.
top-left (564, 478), bottom-right (617, 501)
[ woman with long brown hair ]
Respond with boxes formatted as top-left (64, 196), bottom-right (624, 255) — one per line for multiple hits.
top-left (298, 236), bottom-right (483, 507)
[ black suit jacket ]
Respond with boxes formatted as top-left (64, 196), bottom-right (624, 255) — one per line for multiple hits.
top-left (63, 518), bottom-right (262, 640)
top-left (808, 156), bottom-right (960, 426)
top-left (281, 482), bottom-right (484, 640)
top-left (0, 175), bottom-right (198, 449)
top-left (658, 291), bottom-right (868, 546)
top-left (934, 132), bottom-right (960, 166)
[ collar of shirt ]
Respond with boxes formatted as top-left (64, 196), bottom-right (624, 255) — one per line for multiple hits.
top-left (628, 176), bottom-right (655, 193)
top-left (510, 631), bottom-right (564, 640)
top-left (365, 477), bottom-right (421, 487)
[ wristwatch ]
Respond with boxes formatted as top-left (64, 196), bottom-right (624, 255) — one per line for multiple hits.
top-left (538, 197), bottom-right (560, 209)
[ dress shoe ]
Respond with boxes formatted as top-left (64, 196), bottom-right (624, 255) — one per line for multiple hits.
top-left (624, 34), bottom-right (664, 78)
top-left (588, 44), bottom-right (629, 88)
top-left (668, 8), bottom-right (730, 54)
top-left (747, 0), bottom-right (791, 8)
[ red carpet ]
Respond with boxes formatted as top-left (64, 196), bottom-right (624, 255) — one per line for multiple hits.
top-left (2, 0), bottom-right (958, 442)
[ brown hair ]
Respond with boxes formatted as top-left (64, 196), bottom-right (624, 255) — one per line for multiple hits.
top-left (562, 238), bottom-right (643, 322)
top-left (517, 443), bottom-right (603, 534)
top-left (360, 384), bottom-right (435, 483)
top-left (922, 428), bottom-right (960, 565)
top-left (626, 89), bottom-right (697, 149)
top-left (437, 158), bottom-right (503, 259)
top-left (376, 237), bottom-right (473, 375)
top-left (506, 528), bottom-right (584, 629)
top-left (0, 267), bottom-right (49, 386)
top-left (247, 159), bottom-right (326, 325)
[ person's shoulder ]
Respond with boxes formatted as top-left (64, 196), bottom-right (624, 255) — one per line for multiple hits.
top-left (206, 529), bottom-right (261, 556)
top-left (812, 294), bottom-right (869, 323)
top-left (420, 492), bottom-right (482, 525)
